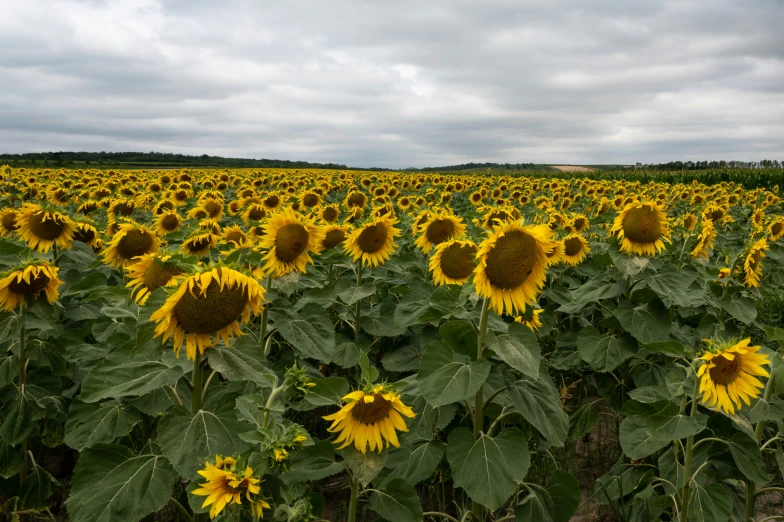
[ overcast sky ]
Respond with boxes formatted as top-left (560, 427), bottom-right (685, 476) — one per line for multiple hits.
top-left (1, 0), bottom-right (783, 168)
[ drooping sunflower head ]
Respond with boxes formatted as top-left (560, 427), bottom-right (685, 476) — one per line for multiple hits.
top-left (570, 214), bottom-right (589, 233)
top-left (320, 224), bottom-right (351, 250)
top-left (690, 219), bottom-right (716, 260)
top-left (702, 204), bottom-right (732, 225)
top-left (474, 220), bottom-right (556, 316)
top-left (15, 204), bottom-right (76, 253)
top-left (698, 338), bottom-right (770, 415)
top-left (561, 233), bottom-right (590, 266)
top-left (192, 456), bottom-right (265, 520)
top-left (322, 384), bottom-right (415, 454)
top-left (221, 225), bottom-right (251, 249)
top-left (343, 214), bottom-right (400, 267)
top-left (0, 261), bottom-right (63, 312)
top-left (199, 198), bottom-right (224, 220)
top-left (258, 207), bottom-right (323, 276)
top-left (102, 221), bottom-right (161, 269)
top-left (108, 198), bottom-right (136, 219)
top-left (153, 210), bottom-right (183, 236)
top-left (768, 219), bottom-right (784, 242)
top-left (0, 208), bottom-right (20, 237)
top-left (262, 192), bottom-right (282, 211)
top-left (72, 221), bottom-right (101, 247)
top-left (610, 201), bottom-right (671, 256)
top-left (429, 239), bottom-right (478, 286)
top-left (743, 238), bottom-right (768, 289)
top-left (150, 266), bottom-right (265, 360)
top-left (125, 253), bottom-right (185, 305)
top-left (681, 213), bottom-right (698, 232)
top-left (181, 231), bottom-right (218, 257)
top-left (344, 190), bottom-right (367, 209)
top-left (301, 191), bottom-right (321, 208)
top-left (514, 308), bottom-right (544, 331)
top-left (243, 203), bottom-right (267, 224)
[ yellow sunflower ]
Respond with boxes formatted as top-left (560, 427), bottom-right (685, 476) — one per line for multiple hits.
top-left (125, 254), bottom-right (184, 305)
top-left (768, 219), bottom-right (783, 242)
top-left (150, 266), bottom-right (265, 359)
top-left (681, 213), bottom-right (698, 232)
top-left (561, 233), bottom-right (590, 266)
top-left (153, 210), bottom-right (183, 236)
top-left (514, 308), bottom-right (544, 331)
top-left (414, 211), bottom-right (466, 254)
top-left (242, 203), bottom-right (267, 224)
top-left (319, 204), bottom-right (340, 223)
top-left (743, 238), bottom-right (768, 289)
top-left (320, 224), bottom-right (352, 250)
top-left (343, 190), bottom-right (367, 209)
top-left (343, 214), bottom-right (400, 267)
top-left (102, 222), bottom-right (160, 269)
top-left (72, 221), bottom-right (101, 248)
top-left (690, 219), bottom-right (716, 260)
top-left (610, 201), bottom-right (671, 256)
top-left (261, 192), bottom-right (283, 211)
top-left (0, 261), bottom-right (63, 312)
top-left (474, 220), bottom-right (555, 316)
top-left (15, 204), bottom-right (76, 253)
top-left (192, 457), bottom-right (265, 520)
top-left (181, 231), bottom-right (218, 257)
top-left (323, 384), bottom-right (416, 454)
top-left (258, 207), bottom-right (323, 276)
top-left (221, 225), bottom-right (251, 248)
top-left (428, 239), bottom-right (478, 286)
top-left (0, 209), bottom-right (20, 237)
top-left (698, 339), bottom-right (770, 415)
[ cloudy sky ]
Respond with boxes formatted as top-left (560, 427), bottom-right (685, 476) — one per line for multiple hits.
top-left (1, 0), bottom-right (783, 168)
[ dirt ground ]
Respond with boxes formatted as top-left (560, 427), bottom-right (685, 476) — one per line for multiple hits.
top-left (550, 165), bottom-right (597, 173)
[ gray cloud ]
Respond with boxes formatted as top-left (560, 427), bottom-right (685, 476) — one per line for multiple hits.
top-left (1, 0), bottom-right (783, 167)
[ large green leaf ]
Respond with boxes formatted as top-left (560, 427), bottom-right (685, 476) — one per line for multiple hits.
top-left (66, 444), bottom-right (177, 522)
top-left (447, 427), bottom-right (529, 511)
top-left (338, 283), bottom-right (377, 306)
top-left (515, 488), bottom-right (553, 522)
top-left (687, 483), bottom-right (732, 522)
top-left (619, 415), bottom-right (668, 459)
top-left (0, 441), bottom-right (24, 479)
top-left (439, 320), bottom-right (478, 359)
top-left (18, 462), bottom-right (60, 510)
top-left (0, 390), bottom-right (45, 445)
top-left (558, 275), bottom-right (627, 314)
top-left (644, 265), bottom-right (703, 307)
top-left (281, 441), bottom-right (345, 484)
top-left (645, 408), bottom-right (705, 442)
top-left (157, 406), bottom-right (249, 479)
top-left (545, 471), bottom-right (580, 522)
top-left (720, 295), bottom-right (757, 325)
top-left (79, 354), bottom-right (189, 403)
top-left (269, 303), bottom-right (336, 363)
top-left (207, 342), bottom-right (277, 388)
top-left (726, 432), bottom-right (771, 484)
top-left (387, 439), bottom-right (445, 485)
top-left (340, 446), bottom-right (387, 486)
top-left (393, 286), bottom-right (433, 328)
top-left (568, 404), bottom-right (599, 441)
top-left (613, 300), bottom-right (671, 344)
top-left (362, 297), bottom-right (409, 337)
top-left (64, 400), bottom-right (141, 451)
top-left (369, 478), bottom-right (423, 522)
top-left (507, 375), bottom-right (569, 447)
top-left (577, 326), bottom-right (636, 372)
top-left (417, 342), bottom-right (491, 407)
top-left (486, 322), bottom-right (540, 378)
top-left (304, 377), bottom-right (349, 406)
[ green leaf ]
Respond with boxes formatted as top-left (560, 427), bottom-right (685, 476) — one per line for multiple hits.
top-left (727, 432), bottom-right (771, 484)
top-left (645, 408), bottom-right (705, 442)
top-left (515, 489), bottom-right (553, 522)
top-left (545, 471), bottom-right (580, 522)
top-left (507, 375), bottom-right (569, 447)
top-left (393, 286), bottom-right (433, 328)
top-left (439, 320), bottom-right (478, 359)
top-left (0, 441), bottom-right (24, 479)
top-left (157, 406), bottom-right (249, 479)
top-left (64, 400), bottom-right (141, 451)
top-left (66, 444), bottom-right (177, 522)
top-left (558, 275), bottom-right (626, 313)
top-left (447, 427), bottom-right (529, 511)
top-left (333, 334), bottom-right (366, 368)
top-left (594, 464), bottom-right (654, 503)
top-left (486, 322), bottom-right (541, 378)
top-left (749, 397), bottom-right (784, 423)
top-left (338, 283), bottom-right (377, 305)
top-left (340, 446), bottom-right (387, 486)
top-left (62, 271), bottom-right (109, 296)
top-left (644, 265), bottom-right (703, 307)
top-left (417, 342), bottom-right (491, 407)
top-left (79, 354), bottom-right (189, 402)
top-left (387, 440), bottom-right (445, 485)
top-left (369, 478), bottom-right (423, 522)
top-left (0, 391), bottom-right (45, 445)
top-left (281, 441), bottom-right (345, 483)
top-left (577, 326), bottom-right (637, 372)
top-left (613, 300), bottom-right (671, 344)
top-left (207, 342), bottom-right (276, 388)
top-left (304, 377), bottom-right (349, 406)
top-left (568, 404), bottom-right (599, 441)
top-left (619, 415), bottom-right (668, 459)
top-left (18, 462), bottom-right (60, 510)
top-left (720, 295), bottom-right (757, 325)
top-left (0, 356), bottom-right (19, 388)
top-left (363, 297), bottom-right (409, 337)
top-left (270, 304), bottom-right (336, 363)
top-left (687, 483), bottom-right (732, 522)
top-left (609, 248), bottom-right (649, 277)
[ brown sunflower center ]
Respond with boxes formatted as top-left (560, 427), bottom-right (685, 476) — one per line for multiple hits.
top-left (185, 236), bottom-right (213, 254)
top-left (439, 243), bottom-right (477, 280)
top-left (484, 230), bottom-right (538, 290)
top-left (347, 193), bottom-right (365, 207)
top-left (573, 218), bottom-right (587, 231)
top-left (357, 222), bottom-right (388, 254)
top-left (175, 190), bottom-right (188, 201)
top-left (73, 227), bottom-right (95, 243)
top-left (264, 195), bottom-right (280, 208)
top-left (621, 207), bottom-right (662, 243)
top-left (303, 194), bottom-right (319, 207)
top-left (708, 354), bottom-right (741, 386)
top-left (323, 229), bottom-right (346, 249)
top-left (350, 394), bottom-right (393, 424)
top-left (172, 279), bottom-right (249, 334)
top-left (425, 219), bottom-right (456, 245)
top-left (113, 202), bottom-right (135, 216)
top-left (771, 222), bottom-right (782, 236)
top-left (247, 206), bottom-right (266, 221)
top-left (322, 207), bottom-right (338, 222)
top-left (564, 237), bottom-right (584, 256)
top-left (275, 223), bottom-right (309, 262)
top-left (142, 263), bottom-right (183, 292)
top-left (28, 211), bottom-right (66, 240)
top-left (160, 214), bottom-right (180, 231)
top-left (204, 201), bottom-right (222, 217)
top-left (2, 212), bottom-right (18, 231)
top-left (116, 230), bottom-right (155, 259)
top-left (156, 201), bottom-right (174, 214)
top-left (8, 271), bottom-right (51, 295)
top-left (225, 231), bottom-right (247, 245)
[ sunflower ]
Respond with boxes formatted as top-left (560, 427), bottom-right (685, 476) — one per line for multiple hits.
top-left (192, 457), bottom-right (265, 520)
top-left (319, 204), bottom-right (340, 223)
top-left (0, 261), bottom-right (63, 312)
top-left (15, 204), bottom-right (76, 253)
top-left (610, 201), bottom-right (671, 256)
top-left (125, 254), bottom-right (184, 305)
top-left (153, 210), bottom-right (183, 236)
top-left (221, 225), bottom-right (251, 248)
top-left (570, 214), bottom-right (589, 233)
top-left (0, 209), bottom-right (19, 237)
top-left (262, 192), bottom-right (283, 211)
top-left (320, 224), bottom-right (351, 250)
top-left (182, 231), bottom-right (218, 257)
top-left (743, 238), bottom-right (768, 289)
top-left (429, 239), bottom-right (478, 286)
top-left (697, 338), bottom-right (770, 415)
top-left (344, 190), bottom-right (367, 209)
top-left (323, 384), bottom-right (415, 454)
top-left (690, 219), bottom-right (716, 260)
top-left (344, 214), bottom-right (400, 267)
top-left (561, 233), bottom-right (590, 266)
top-left (515, 308), bottom-right (543, 331)
top-left (681, 213), bottom-right (698, 232)
top-left (545, 239), bottom-right (565, 266)
top-left (474, 220), bottom-right (555, 316)
top-left (150, 266), bottom-right (265, 359)
top-left (414, 211), bottom-right (466, 254)
top-left (768, 219), bottom-right (784, 242)
top-left (301, 191), bottom-right (321, 208)
top-left (72, 221), bottom-right (101, 248)
top-left (102, 222), bottom-right (160, 269)
top-left (258, 207), bottom-right (323, 276)
top-left (243, 203), bottom-right (267, 223)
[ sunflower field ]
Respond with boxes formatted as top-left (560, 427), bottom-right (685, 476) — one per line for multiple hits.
top-left (0, 165), bottom-right (783, 522)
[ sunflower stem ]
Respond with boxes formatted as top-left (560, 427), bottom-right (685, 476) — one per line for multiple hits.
top-left (472, 298), bottom-right (491, 522)
top-left (169, 497), bottom-right (194, 522)
top-left (348, 473), bottom-right (359, 522)
top-left (745, 373), bottom-right (775, 521)
top-left (52, 242), bottom-right (59, 267)
top-left (191, 350), bottom-right (203, 414)
top-left (680, 374), bottom-right (700, 522)
top-left (18, 301), bottom-right (27, 483)
top-left (354, 262), bottom-right (363, 335)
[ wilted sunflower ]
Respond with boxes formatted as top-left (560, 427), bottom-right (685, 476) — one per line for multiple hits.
top-left (125, 254), bottom-right (184, 305)
top-left (610, 201), bottom-right (671, 256)
top-left (698, 338), bottom-right (770, 415)
top-left (474, 220), bottom-right (555, 316)
top-left (192, 457), bottom-right (266, 520)
top-left (429, 239), bottom-right (478, 286)
top-left (414, 211), bottom-right (466, 254)
top-left (690, 219), bottom-right (716, 260)
top-left (182, 231), bottom-right (218, 257)
top-left (561, 234), bottom-right (590, 266)
top-left (15, 204), bottom-right (76, 253)
top-left (320, 224), bottom-right (351, 250)
top-left (344, 214), bottom-right (400, 267)
top-left (150, 266), bottom-right (265, 359)
top-left (258, 207), bottom-right (323, 276)
top-left (323, 384), bottom-right (415, 454)
top-left (102, 222), bottom-right (160, 269)
top-left (242, 203), bottom-right (267, 224)
top-left (743, 238), bottom-right (768, 289)
top-left (221, 225), bottom-right (251, 248)
top-left (0, 209), bottom-right (19, 237)
top-left (681, 213), bottom-right (698, 232)
top-left (0, 261), bottom-right (63, 312)
top-left (153, 210), bottom-right (182, 236)
top-left (515, 308), bottom-right (543, 331)
top-left (72, 221), bottom-right (101, 248)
